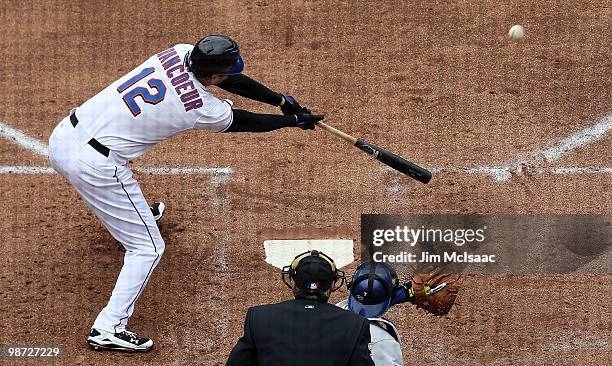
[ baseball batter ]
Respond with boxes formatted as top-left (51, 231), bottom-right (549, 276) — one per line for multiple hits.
top-left (48, 35), bottom-right (323, 352)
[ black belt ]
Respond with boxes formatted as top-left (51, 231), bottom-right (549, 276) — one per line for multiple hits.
top-left (70, 112), bottom-right (110, 157)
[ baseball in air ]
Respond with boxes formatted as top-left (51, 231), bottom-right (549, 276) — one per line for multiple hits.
top-left (508, 25), bottom-right (525, 40)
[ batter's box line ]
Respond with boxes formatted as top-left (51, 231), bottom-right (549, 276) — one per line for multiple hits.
top-left (428, 166), bottom-right (612, 182)
top-left (0, 165), bottom-right (233, 176)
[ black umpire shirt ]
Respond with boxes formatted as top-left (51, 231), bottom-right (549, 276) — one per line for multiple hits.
top-left (226, 298), bottom-right (374, 366)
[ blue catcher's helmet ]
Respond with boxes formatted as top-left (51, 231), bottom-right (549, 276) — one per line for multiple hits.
top-left (348, 261), bottom-right (398, 318)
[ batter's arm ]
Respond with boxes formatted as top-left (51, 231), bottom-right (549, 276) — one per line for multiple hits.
top-left (223, 109), bottom-right (322, 132)
top-left (217, 74), bottom-right (284, 106)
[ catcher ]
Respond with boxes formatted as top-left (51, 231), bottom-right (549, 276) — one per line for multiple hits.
top-left (338, 262), bottom-right (460, 365)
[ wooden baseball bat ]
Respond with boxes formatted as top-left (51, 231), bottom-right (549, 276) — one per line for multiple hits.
top-left (315, 121), bottom-right (432, 184)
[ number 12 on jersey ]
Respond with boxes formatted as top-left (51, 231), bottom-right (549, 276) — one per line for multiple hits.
top-left (117, 67), bottom-right (167, 117)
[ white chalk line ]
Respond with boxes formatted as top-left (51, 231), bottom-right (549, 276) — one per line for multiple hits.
top-left (429, 166), bottom-right (612, 182)
top-left (541, 115), bottom-right (612, 163)
top-left (0, 166), bottom-right (56, 174)
top-left (0, 165), bottom-right (233, 176)
top-left (135, 167), bottom-right (232, 175)
top-left (500, 113), bottom-right (612, 181)
top-left (0, 121), bottom-right (49, 157)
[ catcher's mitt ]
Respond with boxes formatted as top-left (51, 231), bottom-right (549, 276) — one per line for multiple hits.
top-left (410, 270), bottom-right (461, 316)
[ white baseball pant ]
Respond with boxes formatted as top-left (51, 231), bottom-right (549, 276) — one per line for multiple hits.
top-left (48, 114), bottom-right (165, 333)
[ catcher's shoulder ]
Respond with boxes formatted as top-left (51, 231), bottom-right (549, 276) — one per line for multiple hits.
top-left (369, 318), bottom-right (401, 343)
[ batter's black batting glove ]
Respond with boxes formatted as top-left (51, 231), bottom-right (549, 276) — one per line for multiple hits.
top-left (294, 113), bottom-right (324, 130)
top-left (280, 94), bottom-right (311, 115)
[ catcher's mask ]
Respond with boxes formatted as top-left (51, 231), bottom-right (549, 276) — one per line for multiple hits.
top-left (347, 261), bottom-right (399, 318)
top-left (282, 250), bottom-right (345, 301)
top-left (187, 34), bottom-right (244, 77)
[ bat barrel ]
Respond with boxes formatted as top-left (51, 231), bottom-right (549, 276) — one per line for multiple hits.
top-left (355, 138), bottom-right (432, 184)
top-left (314, 120), bottom-right (432, 184)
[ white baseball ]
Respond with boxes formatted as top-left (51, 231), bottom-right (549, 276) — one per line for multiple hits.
top-left (508, 25), bottom-right (525, 40)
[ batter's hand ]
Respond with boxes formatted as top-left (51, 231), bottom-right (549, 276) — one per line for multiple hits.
top-left (294, 113), bottom-right (324, 130)
top-left (280, 94), bottom-right (311, 115)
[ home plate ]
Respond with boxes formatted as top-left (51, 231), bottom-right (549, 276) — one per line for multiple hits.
top-left (264, 239), bottom-right (354, 269)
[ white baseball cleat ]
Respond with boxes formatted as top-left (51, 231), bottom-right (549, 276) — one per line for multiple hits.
top-left (87, 328), bottom-right (154, 352)
top-left (150, 201), bottom-right (165, 222)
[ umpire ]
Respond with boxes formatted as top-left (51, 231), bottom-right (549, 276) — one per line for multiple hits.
top-left (226, 250), bottom-right (374, 366)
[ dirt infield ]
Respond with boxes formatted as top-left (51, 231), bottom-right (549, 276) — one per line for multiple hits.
top-left (1, 1), bottom-right (610, 365)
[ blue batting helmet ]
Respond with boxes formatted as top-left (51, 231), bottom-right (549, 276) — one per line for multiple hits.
top-left (188, 35), bottom-right (244, 76)
top-left (347, 261), bottom-right (398, 318)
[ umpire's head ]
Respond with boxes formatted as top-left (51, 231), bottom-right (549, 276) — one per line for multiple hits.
top-left (282, 250), bottom-right (345, 302)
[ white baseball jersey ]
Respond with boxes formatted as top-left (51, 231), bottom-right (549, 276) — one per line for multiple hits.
top-left (76, 44), bottom-right (233, 163)
top-left (336, 300), bottom-right (404, 366)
